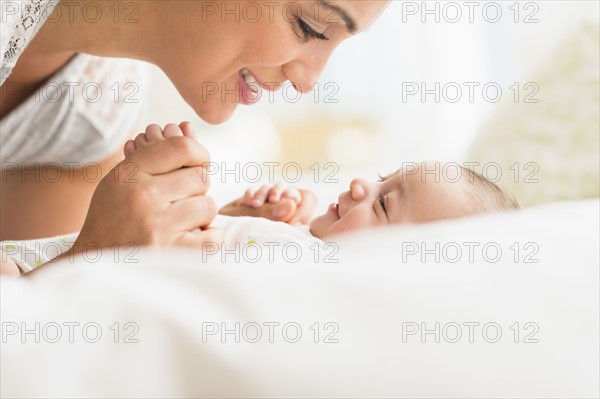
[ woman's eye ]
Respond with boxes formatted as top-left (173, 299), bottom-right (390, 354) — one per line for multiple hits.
top-left (296, 18), bottom-right (329, 41)
top-left (378, 194), bottom-right (387, 213)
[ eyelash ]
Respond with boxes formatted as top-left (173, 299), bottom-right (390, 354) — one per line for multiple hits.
top-left (296, 17), bottom-right (330, 41)
top-left (378, 194), bottom-right (387, 213)
top-left (377, 174), bottom-right (387, 213)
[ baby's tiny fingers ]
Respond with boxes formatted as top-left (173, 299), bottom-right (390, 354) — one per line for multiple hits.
top-left (281, 188), bottom-right (302, 204)
top-left (268, 182), bottom-right (285, 203)
top-left (243, 188), bottom-right (255, 206)
top-left (252, 185), bottom-right (271, 207)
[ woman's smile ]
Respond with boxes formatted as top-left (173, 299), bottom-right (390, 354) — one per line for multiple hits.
top-left (238, 69), bottom-right (260, 105)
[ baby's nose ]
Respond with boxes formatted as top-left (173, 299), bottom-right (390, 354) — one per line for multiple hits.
top-left (350, 180), bottom-right (366, 201)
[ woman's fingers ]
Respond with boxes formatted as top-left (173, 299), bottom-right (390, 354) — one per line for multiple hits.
top-left (167, 195), bottom-right (218, 231)
top-left (72, 127), bottom-right (221, 253)
top-left (219, 201), bottom-right (262, 218)
top-left (174, 227), bottom-right (224, 248)
top-left (152, 166), bottom-right (211, 201)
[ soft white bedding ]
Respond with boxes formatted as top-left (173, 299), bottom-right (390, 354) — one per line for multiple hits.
top-left (1, 199), bottom-right (598, 398)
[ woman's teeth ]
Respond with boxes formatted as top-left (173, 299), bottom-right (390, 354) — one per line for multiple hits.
top-left (241, 68), bottom-right (260, 93)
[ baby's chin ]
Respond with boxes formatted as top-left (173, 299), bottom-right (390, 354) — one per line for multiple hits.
top-left (309, 219), bottom-right (324, 239)
top-left (309, 213), bottom-right (336, 239)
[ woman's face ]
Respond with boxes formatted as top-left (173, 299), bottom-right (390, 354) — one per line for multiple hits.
top-left (153, 1), bottom-right (390, 124)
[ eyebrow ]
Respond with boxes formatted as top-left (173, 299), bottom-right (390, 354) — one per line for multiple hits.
top-left (318, 0), bottom-right (358, 34)
top-left (379, 169), bottom-right (400, 182)
top-left (380, 170), bottom-right (405, 202)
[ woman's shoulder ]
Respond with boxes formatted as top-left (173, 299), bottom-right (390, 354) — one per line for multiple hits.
top-left (1, 0), bottom-right (59, 84)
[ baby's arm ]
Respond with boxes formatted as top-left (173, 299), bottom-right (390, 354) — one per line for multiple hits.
top-left (219, 183), bottom-right (317, 225)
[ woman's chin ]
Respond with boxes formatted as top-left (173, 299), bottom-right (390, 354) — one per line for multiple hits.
top-left (193, 102), bottom-right (238, 125)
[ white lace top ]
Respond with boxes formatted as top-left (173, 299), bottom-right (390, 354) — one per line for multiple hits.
top-left (0, 0), bottom-right (150, 165)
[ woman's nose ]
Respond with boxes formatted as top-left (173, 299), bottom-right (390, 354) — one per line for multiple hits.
top-left (284, 48), bottom-right (333, 94)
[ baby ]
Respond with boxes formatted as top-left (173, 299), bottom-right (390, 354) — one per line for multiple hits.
top-left (128, 124), bottom-right (519, 239)
top-left (218, 165), bottom-right (519, 239)
top-left (1, 124), bottom-right (518, 275)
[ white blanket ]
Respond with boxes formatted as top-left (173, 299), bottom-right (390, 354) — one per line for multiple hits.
top-left (1, 199), bottom-right (598, 398)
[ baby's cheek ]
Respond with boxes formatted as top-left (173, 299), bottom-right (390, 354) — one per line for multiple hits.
top-left (330, 213), bottom-right (373, 235)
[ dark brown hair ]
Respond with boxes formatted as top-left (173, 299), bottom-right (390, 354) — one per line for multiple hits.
top-left (461, 167), bottom-right (520, 212)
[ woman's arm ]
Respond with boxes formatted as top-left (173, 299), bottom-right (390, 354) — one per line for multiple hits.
top-left (20, 135), bottom-right (223, 277)
top-left (1, 149), bottom-right (124, 241)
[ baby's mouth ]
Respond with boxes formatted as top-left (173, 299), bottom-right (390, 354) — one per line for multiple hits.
top-left (328, 203), bottom-right (340, 219)
top-left (332, 203), bottom-right (340, 219)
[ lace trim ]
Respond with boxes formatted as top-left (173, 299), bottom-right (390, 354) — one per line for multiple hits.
top-left (2, 0), bottom-right (57, 68)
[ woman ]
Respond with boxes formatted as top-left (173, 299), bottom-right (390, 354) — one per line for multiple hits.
top-left (0, 0), bottom-right (389, 274)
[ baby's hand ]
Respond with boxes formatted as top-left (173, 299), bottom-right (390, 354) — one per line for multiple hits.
top-left (220, 183), bottom-right (316, 225)
top-left (244, 182), bottom-right (302, 208)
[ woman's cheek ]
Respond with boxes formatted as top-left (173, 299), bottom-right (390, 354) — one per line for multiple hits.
top-left (242, 26), bottom-right (298, 66)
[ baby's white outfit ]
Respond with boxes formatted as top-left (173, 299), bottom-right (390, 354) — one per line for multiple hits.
top-left (1, 216), bottom-right (324, 273)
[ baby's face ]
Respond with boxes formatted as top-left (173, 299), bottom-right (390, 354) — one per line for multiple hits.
top-left (309, 163), bottom-right (477, 238)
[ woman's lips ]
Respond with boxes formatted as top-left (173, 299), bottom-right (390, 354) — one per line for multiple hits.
top-left (238, 70), bottom-right (259, 105)
top-left (244, 68), bottom-right (272, 91)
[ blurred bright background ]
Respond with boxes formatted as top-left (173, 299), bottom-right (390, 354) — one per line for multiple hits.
top-left (144, 0), bottom-right (599, 208)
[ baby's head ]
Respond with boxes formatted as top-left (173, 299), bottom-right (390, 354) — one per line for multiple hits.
top-left (310, 162), bottom-right (519, 238)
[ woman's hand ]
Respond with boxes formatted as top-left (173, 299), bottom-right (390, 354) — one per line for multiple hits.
top-left (73, 135), bottom-right (222, 252)
top-left (21, 123), bottom-right (222, 277)
top-left (219, 182), bottom-right (316, 225)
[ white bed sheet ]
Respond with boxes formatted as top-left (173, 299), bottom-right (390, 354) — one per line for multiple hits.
top-left (1, 199), bottom-right (598, 398)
